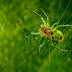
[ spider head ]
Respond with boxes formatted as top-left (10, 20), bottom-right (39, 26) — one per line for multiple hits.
top-left (53, 30), bottom-right (64, 42)
top-left (39, 24), bottom-right (51, 37)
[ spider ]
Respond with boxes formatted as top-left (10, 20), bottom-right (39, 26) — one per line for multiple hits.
top-left (17, 9), bottom-right (72, 52)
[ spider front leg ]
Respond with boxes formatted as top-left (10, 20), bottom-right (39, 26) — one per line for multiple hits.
top-left (51, 22), bottom-right (58, 28)
top-left (54, 24), bottom-right (72, 29)
top-left (27, 9), bottom-right (46, 24)
top-left (40, 8), bottom-right (50, 25)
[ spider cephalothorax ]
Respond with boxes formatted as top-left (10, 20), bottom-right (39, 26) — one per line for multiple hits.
top-left (39, 24), bottom-right (55, 37)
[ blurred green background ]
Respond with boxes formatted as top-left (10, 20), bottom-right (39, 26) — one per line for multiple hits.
top-left (0, 0), bottom-right (72, 72)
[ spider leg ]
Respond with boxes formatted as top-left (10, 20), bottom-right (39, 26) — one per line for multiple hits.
top-left (17, 21), bottom-right (41, 36)
top-left (55, 46), bottom-right (69, 52)
top-left (31, 32), bottom-right (40, 35)
top-left (51, 44), bottom-right (69, 52)
top-left (51, 22), bottom-right (58, 28)
top-left (17, 21), bottom-right (31, 36)
top-left (17, 21), bottom-right (24, 30)
top-left (39, 41), bottom-right (45, 52)
top-left (54, 24), bottom-right (72, 29)
top-left (27, 8), bottom-right (46, 24)
top-left (40, 8), bottom-right (50, 25)
top-left (33, 10), bottom-right (46, 24)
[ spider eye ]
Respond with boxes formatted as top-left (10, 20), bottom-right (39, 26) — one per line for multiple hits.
top-left (60, 36), bottom-right (63, 40)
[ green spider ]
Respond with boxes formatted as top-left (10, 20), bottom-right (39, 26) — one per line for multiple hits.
top-left (17, 9), bottom-right (72, 52)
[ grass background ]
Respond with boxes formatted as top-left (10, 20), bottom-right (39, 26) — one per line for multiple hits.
top-left (0, 0), bottom-right (72, 72)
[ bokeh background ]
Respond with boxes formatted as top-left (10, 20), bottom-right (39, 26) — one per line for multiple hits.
top-left (0, 0), bottom-right (72, 72)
